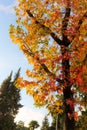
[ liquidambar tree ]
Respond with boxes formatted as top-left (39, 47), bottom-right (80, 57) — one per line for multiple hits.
top-left (9, 0), bottom-right (87, 130)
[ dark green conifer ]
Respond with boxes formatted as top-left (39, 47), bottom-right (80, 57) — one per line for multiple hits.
top-left (0, 68), bottom-right (22, 130)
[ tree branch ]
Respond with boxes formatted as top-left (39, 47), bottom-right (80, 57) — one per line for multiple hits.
top-left (26, 10), bottom-right (62, 46)
top-left (72, 11), bottom-right (87, 41)
top-left (62, 8), bottom-right (71, 32)
top-left (23, 41), bottom-right (63, 83)
top-left (62, 0), bottom-right (71, 46)
top-left (77, 12), bottom-right (87, 31)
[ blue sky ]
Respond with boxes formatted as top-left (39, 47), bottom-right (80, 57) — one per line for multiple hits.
top-left (0, 0), bottom-right (49, 128)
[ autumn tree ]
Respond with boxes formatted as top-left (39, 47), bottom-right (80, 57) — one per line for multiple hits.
top-left (0, 69), bottom-right (22, 130)
top-left (9, 0), bottom-right (87, 130)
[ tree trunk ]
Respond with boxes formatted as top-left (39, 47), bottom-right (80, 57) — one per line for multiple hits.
top-left (63, 86), bottom-right (75, 130)
top-left (56, 115), bottom-right (58, 130)
top-left (61, 45), bottom-right (75, 130)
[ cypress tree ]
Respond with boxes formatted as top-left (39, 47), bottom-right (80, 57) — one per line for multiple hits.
top-left (0, 68), bottom-right (22, 130)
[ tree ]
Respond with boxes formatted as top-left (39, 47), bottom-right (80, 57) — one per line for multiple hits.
top-left (28, 120), bottom-right (39, 130)
top-left (16, 121), bottom-right (25, 130)
top-left (0, 72), bottom-right (12, 116)
top-left (0, 69), bottom-right (22, 130)
top-left (16, 121), bottom-right (28, 130)
top-left (40, 116), bottom-right (49, 130)
top-left (9, 0), bottom-right (87, 130)
top-left (0, 114), bottom-right (16, 130)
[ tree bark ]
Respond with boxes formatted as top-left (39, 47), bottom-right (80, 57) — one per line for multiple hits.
top-left (61, 45), bottom-right (75, 130)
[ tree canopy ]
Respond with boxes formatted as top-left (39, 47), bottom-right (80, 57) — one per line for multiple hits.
top-left (9, 0), bottom-right (87, 130)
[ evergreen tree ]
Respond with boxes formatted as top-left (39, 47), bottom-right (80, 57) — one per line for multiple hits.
top-left (0, 114), bottom-right (16, 130)
top-left (28, 120), bottom-right (39, 130)
top-left (0, 72), bottom-right (12, 116)
top-left (9, 68), bottom-right (22, 115)
top-left (0, 68), bottom-right (22, 130)
top-left (40, 116), bottom-right (49, 130)
top-left (16, 120), bottom-right (29, 130)
top-left (16, 121), bottom-right (24, 130)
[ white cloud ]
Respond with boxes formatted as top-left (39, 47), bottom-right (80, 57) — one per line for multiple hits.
top-left (15, 106), bottom-right (44, 127)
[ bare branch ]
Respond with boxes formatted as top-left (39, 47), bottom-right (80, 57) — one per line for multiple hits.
top-left (26, 10), bottom-right (62, 46)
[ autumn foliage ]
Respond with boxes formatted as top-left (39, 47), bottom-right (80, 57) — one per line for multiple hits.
top-left (9, 0), bottom-right (87, 130)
